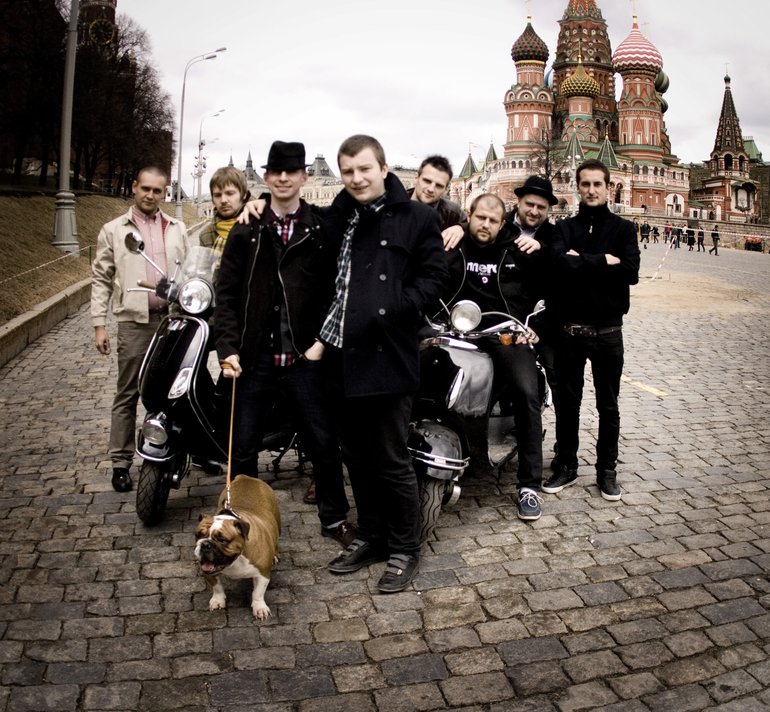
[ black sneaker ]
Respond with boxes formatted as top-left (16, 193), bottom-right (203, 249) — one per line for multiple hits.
top-left (597, 470), bottom-right (622, 501)
top-left (377, 553), bottom-right (419, 593)
top-left (542, 465), bottom-right (578, 493)
top-left (111, 467), bottom-right (133, 492)
top-left (517, 488), bottom-right (543, 520)
top-left (328, 538), bottom-right (387, 574)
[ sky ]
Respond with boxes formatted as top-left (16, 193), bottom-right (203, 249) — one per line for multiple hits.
top-left (116, 0), bottom-right (770, 196)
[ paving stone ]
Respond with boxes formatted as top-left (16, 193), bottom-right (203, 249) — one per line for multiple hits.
top-left (607, 671), bottom-right (664, 699)
top-left (505, 660), bottom-right (571, 696)
top-left (440, 671), bottom-right (514, 706)
top-left (332, 663), bottom-right (386, 692)
top-left (380, 653), bottom-right (449, 685)
top-left (704, 669), bottom-right (763, 702)
top-left (269, 667), bottom-right (335, 701)
top-left (553, 680), bottom-right (619, 711)
top-left (698, 596), bottom-right (767, 625)
top-left (364, 633), bottom-right (429, 662)
top-left (642, 683), bottom-right (712, 712)
top-left (373, 682), bottom-right (446, 712)
top-left (654, 653), bottom-right (727, 686)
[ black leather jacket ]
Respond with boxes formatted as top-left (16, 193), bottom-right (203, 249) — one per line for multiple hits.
top-left (214, 198), bottom-right (341, 367)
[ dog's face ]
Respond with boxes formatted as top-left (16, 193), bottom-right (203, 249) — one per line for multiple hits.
top-left (194, 514), bottom-right (252, 576)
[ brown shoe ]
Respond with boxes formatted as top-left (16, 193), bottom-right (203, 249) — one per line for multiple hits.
top-left (322, 521), bottom-right (358, 548)
top-left (302, 478), bottom-right (317, 504)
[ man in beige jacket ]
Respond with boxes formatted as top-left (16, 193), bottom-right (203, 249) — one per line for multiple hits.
top-left (91, 166), bottom-right (189, 492)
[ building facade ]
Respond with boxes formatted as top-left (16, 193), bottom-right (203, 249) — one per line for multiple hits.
top-left (450, 0), bottom-right (690, 218)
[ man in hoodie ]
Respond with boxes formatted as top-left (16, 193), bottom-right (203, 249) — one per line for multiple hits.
top-left (542, 159), bottom-right (640, 501)
top-left (443, 191), bottom-right (549, 521)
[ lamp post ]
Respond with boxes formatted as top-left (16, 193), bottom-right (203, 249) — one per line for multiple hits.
top-left (174, 47), bottom-right (226, 220)
top-left (195, 109), bottom-right (225, 214)
top-left (52, 0), bottom-right (80, 253)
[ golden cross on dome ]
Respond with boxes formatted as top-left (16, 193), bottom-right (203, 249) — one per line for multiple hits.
top-left (526, 0), bottom-right (532, 21)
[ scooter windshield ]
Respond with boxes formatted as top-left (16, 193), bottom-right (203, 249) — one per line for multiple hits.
top-left (178, 246), bottom-right (220, 284)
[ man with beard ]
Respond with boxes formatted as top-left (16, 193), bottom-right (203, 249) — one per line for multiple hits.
top-left (442, 190), bottom-right (552, 521)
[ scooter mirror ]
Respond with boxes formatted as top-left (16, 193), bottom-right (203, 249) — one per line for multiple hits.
top-left (124, 231), bottom-right (145, 254)
top-left (524, 300), bottom-right (546, 329)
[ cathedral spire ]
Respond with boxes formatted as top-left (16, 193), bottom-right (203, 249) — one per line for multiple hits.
top-left (712, 74), bottom-right (745, 155)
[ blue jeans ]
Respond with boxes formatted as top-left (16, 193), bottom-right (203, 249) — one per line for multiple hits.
top-left (231, 353), bottom-right (349, 526)
top-left (554, 328), bottom-right (624, 472)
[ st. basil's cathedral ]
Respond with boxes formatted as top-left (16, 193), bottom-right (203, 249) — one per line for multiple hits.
top-left (450, 0), bottom-right (691, 217)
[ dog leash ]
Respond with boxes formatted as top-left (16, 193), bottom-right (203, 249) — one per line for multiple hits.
top-left (219, 362), bottom-right (240, 518)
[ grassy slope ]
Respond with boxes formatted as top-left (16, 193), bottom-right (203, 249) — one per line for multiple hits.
top-left (0, 195), bottom-right (199, 324)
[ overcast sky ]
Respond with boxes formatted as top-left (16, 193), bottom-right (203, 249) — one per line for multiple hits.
top-left (117, 0), bottom-right (770, 195)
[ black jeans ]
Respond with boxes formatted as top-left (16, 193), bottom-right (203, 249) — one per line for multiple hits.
top-left (325, 348), bottom-right (420, 556)
top-left (231, 353), bottom-right (349, 526)
top-left (553, 328), bottom-right (624, 472)
top-left (485, 339), bottom-right (543, 491)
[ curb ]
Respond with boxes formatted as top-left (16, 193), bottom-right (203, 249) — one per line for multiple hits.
top-left (0, 278), bottom-right (91, 369)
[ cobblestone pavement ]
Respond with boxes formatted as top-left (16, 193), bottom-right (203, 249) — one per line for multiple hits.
top-left (1, 246), bottom-right (769, 711)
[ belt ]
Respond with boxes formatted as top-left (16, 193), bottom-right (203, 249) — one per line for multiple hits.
top-left (563, 324), bottom-right (622, 337)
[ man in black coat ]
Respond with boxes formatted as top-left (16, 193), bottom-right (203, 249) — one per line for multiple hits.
top-left (215, 141), bottom-right (356, 548)
top-left (407, 154), bottom-right (467, 245)
top-left (317, 134), bottom-right (448, 593)
top-left (543, 159), bottom-right (640, 502)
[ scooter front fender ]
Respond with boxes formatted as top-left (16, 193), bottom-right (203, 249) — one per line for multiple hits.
top-left (408, 420), bottom-right (469, 482)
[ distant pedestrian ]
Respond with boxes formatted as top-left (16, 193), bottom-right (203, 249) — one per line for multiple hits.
top-left (640, 220), bottom-right (651, 249)
top-left (696, 225), bottom-right (705, 252)
top-left (709, 224), bottom-right (720, 255)
top-left (671, 224), bottom-right (681, 248)
top-left (652, 225), bottom-right (659, 243)
top-left (664, 222), bottom-right (672, 243)
top-left (686, 226), bottom-right (695, 251)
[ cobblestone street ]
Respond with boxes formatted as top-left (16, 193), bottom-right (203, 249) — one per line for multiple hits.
top-left (1, 244), bottom-right (769, 711)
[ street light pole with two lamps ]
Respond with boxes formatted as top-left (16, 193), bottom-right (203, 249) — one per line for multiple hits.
top-left (195, 109), bottom-right (225, 215)
top-left (174, 47), bottom-right (226, 220)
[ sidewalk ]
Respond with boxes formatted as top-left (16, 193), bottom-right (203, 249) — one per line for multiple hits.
top-left (0, 245), bottom-right (769, 711)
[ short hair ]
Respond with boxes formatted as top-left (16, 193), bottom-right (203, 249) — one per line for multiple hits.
top-left (469, 193), bottom-right (505, 217)
top-left (209, 166), bottom-right (248, 199)
top-left (575, 159), bottom-right (610, 186)
top-left (136, 165), bottom-right (168, 184)
top-left (337, 134), bottom-right (386, 168)
top-left (418, 155), bottom-right (453, 181)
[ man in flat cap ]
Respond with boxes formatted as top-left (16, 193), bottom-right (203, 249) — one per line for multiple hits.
top-left (215, 140), bottom-right (357, 548)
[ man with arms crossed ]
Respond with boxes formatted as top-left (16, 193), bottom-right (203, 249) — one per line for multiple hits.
top-left (543, 159), bottom-right (639, 501)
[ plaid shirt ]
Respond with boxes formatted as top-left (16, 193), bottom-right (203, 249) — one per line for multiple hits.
top-left (320, 193), bottom-right (387, 347)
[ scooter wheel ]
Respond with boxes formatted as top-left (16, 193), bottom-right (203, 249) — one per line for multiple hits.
top-left (418, 478), bottom-right (452, 544)
top-left (136, 461), bottom-right (172, 525)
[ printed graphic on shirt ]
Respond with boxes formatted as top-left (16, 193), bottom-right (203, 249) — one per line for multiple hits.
top-left (466, 259), bottom-right (498, 285)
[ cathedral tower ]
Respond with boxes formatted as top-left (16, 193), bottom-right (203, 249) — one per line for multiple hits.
top-left (504, 17), bottom-right (554, 159)
top-left (552, 0), bottom-right (617, 142)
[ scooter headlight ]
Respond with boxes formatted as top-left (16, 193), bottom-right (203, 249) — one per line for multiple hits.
top-left (142, 414), bottom-right (169, 445)
top-left (450, 300), bottom-right (482, 333)
top-left (178, 278), bottom-right (213, 314)
top-left (168, 367), bottom-right (193, 399)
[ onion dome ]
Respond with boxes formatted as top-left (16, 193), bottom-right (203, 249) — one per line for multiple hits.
top-left (659, 96), bottom-right (669, 113)
top-left (561, 57), bottom-right (599, 97)
top-left (612, 16), bottom-right (663, 73)
top-left (511, 19), bottom-right (549, 63)
top-left (655, 69), bottom-right (669, 94)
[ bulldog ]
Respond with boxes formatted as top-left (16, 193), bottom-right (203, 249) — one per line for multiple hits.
top-left (195, 475), bottom-right (281, 620)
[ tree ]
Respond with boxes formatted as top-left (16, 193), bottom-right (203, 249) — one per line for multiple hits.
top-left (529, 128), bottom-right (569, 182)
top-left (71, 15), bottom-right (174, 191)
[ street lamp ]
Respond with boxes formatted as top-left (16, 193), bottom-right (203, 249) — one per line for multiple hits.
top-left (195, 109), bottom-right (225, 214)
top-left (174, 47), bottom-right (226, 220)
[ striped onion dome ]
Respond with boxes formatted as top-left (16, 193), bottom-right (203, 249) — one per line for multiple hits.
top-left (612, 16), bottom-right (662, 73)
top-left (511, 20), bottom-right (549, 63)
top-left (561, 59), bottom-right (599, 97)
